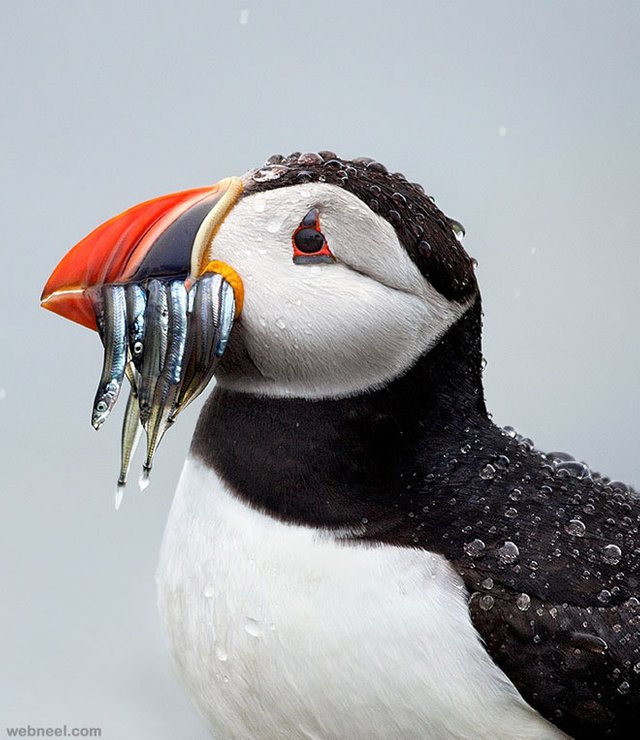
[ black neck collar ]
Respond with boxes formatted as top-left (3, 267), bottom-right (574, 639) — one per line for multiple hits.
top-left (191, 298), bottom-right (488, 527)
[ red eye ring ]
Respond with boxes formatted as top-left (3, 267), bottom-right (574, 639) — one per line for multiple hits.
top-left (292, 209), bottom-right (334, 264)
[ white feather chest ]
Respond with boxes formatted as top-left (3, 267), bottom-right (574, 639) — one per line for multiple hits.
top-left (157, 457), bottom-right (565, 740)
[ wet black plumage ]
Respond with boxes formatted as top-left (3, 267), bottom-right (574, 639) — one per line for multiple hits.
top-left (193, 153), bottom-right (640, 739)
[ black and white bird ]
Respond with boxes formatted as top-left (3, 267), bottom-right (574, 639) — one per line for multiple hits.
top-left (43, 152), bottom-right (639, 739)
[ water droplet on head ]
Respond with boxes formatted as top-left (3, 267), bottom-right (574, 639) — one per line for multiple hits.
top-left (482, 577), bottom-right (494, 590)
top-left (504, 507), bottom-right (518, 519)
top-left (387, 209), bottom-right (401, 226)
top-left (366, 161), bottom-right (388, 174)
top-left (516, 593), bottom-right (531, 611)
top-left (418, 240), bottom-right (432, 257)
top-left (266, 214), bottom-right (286, 234)
top-left (252, 196), bottom-right (267, 213)
top-left (450, 220), bottom-right (466, 239)
top-left (252, 165), bottom-right (288, 182)
top-left (297, 152), bottom-right (323, 166)
top-left (607, 480), bottom-right (630, 493)
top-left (479, 464), bottom-right (496, 480)
top-left (555, 460), bottom-right (591, 480)
top-left (494, 455), bottom-right (510, 471)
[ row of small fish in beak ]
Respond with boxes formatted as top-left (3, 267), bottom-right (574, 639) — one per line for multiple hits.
top-left (88, 273), bottom-right (235, 505)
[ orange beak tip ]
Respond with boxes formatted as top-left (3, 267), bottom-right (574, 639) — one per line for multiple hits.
top-left (40, 177), bottom-right (243, 331)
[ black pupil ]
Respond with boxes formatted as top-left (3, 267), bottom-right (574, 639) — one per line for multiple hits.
top-left (294, 228), bottom-right (325, 254)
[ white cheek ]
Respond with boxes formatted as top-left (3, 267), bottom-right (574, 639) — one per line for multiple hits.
top-left (210, 185), bottom-right (470, 398)
top-left (225, 259), bottom-right (465, 398)
top-left (245, 269), bottom-right (426, 389)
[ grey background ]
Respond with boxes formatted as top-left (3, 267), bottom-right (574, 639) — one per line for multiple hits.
top-left (1, 1), bottom-right (638, 737)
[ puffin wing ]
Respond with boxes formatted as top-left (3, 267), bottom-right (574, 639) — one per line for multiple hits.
top-left (466, 579), bottom-right (640, 738)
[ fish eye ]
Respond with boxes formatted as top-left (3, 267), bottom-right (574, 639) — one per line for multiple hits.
top-left (133, 341), bottom-right (143, 354)
top-left (96, 401), bottom-right (108, 412)
top-left (292, 209), bottom-right (334, 264)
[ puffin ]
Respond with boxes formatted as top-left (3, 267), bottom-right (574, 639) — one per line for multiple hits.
top-left (41, 152), bottom-right (640, 739)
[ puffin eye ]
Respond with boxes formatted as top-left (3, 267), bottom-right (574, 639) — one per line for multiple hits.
top-left (292, 209), bottom-right (334, 265)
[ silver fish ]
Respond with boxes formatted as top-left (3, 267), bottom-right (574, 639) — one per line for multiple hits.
top-left (90, 285), bottom-right (127, 430)
top-left (143, 280), bottom-right (189, 473)
top-left (170, 274), bottom-right (235, 421)
top-left (125, 283), bottom-right (146, 374)
top-left (137, 279), bottom-right (169, 428)
top-left (117, 366), bottom-right (142, 491)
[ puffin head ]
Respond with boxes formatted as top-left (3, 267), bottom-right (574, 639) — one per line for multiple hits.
top-left (41, 152), bottom-right (482, 475)
top-left (210, 152), bottom-right (478, 398)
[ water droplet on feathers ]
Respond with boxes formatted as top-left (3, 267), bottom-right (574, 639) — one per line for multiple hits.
top-left (479, 594), bottom-right (494, 611)
top-left (464, 539), bottom-right (485, 558)
top-left (479, 464), bottom-right (496, 480)
top-left (244, 617), bottom-right (262, 637)
top-left (603, 544), bottom-right (622, 565)
top-left (497, 541), bottom-right (520, 564)
top-left (252, 166), bottom-right (288, 182)
top-left (565, 519), bottom-right (586, 537)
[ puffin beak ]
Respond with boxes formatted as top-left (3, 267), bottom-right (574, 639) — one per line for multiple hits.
top-left (40, 176), bottom-right (245, 490)
top-left (41, 176), bottom-right (244, 329)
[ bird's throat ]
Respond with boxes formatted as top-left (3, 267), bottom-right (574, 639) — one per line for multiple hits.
top-left (190, 300), bottom-right (488, 529)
